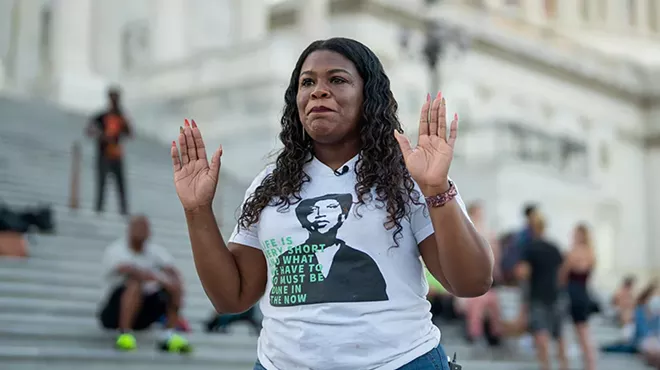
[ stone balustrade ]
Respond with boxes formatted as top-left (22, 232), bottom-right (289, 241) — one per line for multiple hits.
top-left (121, 40), bottom-right (284, 101)
top-left (437, 1), bottom-right (660, 99)
top-left (472, 0), bottom-right (660, 36)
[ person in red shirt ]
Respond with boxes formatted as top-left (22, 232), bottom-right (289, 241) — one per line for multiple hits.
top-left (86, 87), bottom-right (132, 215)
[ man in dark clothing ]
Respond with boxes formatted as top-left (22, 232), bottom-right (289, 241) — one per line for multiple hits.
top-left (86, 87), bottom-right (132, 215)
top-left (516, 215), bottom-right (568, 370)
top-left (501, 203), bottom-right (538, 282)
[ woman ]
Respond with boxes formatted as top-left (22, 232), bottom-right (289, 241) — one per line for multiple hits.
top-left (559, 223), bottom-right (597, 370)
top-left (602, 282), bottom-right (659, 356)
top-left (462, 202), bottom-right (502, 346)
top-left (171, 38), bottom-right (493, 370)
top-left (612, 275), bottom-right (637, 327)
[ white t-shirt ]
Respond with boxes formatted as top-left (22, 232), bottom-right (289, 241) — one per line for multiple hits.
top-left (101, 238), bottom-right (174, 298)
top-left (229, 154), bottom-right (470, 370)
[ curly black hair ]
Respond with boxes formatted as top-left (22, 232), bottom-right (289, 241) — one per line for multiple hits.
top-left (238, 37), bottom-right (422, 246)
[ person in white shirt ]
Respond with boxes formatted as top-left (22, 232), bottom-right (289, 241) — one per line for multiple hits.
top-left (171, 37), bottom-right (494, 370)
top-left (98, 215), bottom-right (191, 353)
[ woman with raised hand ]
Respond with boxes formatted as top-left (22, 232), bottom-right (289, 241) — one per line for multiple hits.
top-left (172, 37), bottom-right (493, 370)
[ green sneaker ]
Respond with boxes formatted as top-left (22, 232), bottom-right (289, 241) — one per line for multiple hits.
top-left (115, 333), bottom-right (137, 351)
top-left (158, 333), bottom-right (192, 354)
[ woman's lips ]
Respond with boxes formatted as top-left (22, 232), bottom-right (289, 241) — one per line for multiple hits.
top-left (309, 106), bottom-right (334, 114)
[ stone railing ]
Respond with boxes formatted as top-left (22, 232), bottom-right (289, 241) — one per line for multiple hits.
top-left (121, 39), bottom-right (287, 102)
top-left (437, 2), bottom-right (660, 98)
top-left (469, 0), bottom-right (660, 37)
top-left (120, 39), bottom-right (296, 142)
top-left (456, 120), bottom-right (590, 180)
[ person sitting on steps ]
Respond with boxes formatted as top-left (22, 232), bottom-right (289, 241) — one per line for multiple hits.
top-left (204, 306), bottom-right (262, 335)
top-left (97, 215), bottom-right (191, 353)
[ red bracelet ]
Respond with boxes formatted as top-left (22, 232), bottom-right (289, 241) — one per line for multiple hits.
top-left (425, 180), bottom-right (457, 208)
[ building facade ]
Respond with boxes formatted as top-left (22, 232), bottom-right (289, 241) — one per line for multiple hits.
top-left (0, 0), bottom-right (658, 289)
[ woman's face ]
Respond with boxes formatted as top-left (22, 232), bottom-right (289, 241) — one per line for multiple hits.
top-left (573, 227), bottom-right (586, 246)
top-left (296, 50), bottom-right (364, 144)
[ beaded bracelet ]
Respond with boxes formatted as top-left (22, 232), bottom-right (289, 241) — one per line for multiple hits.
top-left (425, 180), bottom-right (457, 208)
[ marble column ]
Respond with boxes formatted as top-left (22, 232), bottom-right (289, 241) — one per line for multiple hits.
top-left (50, 0), bottom-right (106, 112)
top-left (0, 0), bottom-right (16, 87)
top-left (91, 1), bottom-right (123, 80)
top-left (584, 0), bottom-right (600, 25)
top-left (235, 0), bottom-right (268, 43)
top-left (150, 0), bottom-right (188, 64)
top-left (521, 0), bottom-right (547, 26)
top-left (633, 0), bottom-right (649, 33)
top-left (605, 0), bottom-right (629, 30)
top-left (298, 0), bottom-right (330, 45)
top-left (555, 0), bottom-right (580, 26)
top-left (5, 0), bottom-right (42, 92)
top-left (483, 0), bottom-right (506, 10)
top-left (51, 0), bottom-right (94, 75)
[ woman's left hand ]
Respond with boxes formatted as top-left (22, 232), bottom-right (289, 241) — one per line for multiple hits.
top-left (394, 92), bottom-right (458, 196)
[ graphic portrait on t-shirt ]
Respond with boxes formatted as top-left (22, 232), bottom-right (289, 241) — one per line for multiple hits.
top-left (266, 193), bottom-right (388, 307)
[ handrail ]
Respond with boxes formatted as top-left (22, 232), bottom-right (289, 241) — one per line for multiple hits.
top-left (69, 141), bottom-right (81, 210)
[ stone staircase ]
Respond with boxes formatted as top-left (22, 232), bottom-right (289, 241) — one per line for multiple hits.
top-left (0, 96), bottom-right (650, 369)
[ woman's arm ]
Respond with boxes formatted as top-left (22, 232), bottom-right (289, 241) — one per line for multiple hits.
top-left (185, 206), bottom-right (267, 313)
top-left (420, 190), bottom-right (493, 298)
top-left (558, 251), bottom-right (574, 287)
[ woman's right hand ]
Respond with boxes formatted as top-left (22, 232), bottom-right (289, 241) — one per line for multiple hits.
top-left (172, 119), bottom-right (223, 213)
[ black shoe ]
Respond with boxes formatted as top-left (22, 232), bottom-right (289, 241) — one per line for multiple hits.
top-left (33, 206), bottom-right (54, 233)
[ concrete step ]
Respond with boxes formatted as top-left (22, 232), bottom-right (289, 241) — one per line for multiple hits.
top-left (31, 243), bottom-right (151, 261)
top-left (4, 217), bottom-right (192, 244)
top-left (0, 333), bottom-right (531, 367)
top-left (0, 184), bottom-right (183, 221)
top-left (0, 281), bottom-right (210, 308)
top-left (0, 199), bottom-right (190, 232)
top-left (0, 134), bottom-right (173, 165)
top-left (0, 296), bottom-right (213, 323)
top-left (0, 268), bottom-right (137, 288)
top-left (0, 268), bottom-right (208, 298)
top-left (0, 344), bottom-right (644, 370)
top-left (0, 179), bottom-right (179, 208)
top-left (0, 169), bottom-right (177, 195)
top-left (0, 156), bottom-right (175, 184)
top-left (0, 323), bottom-right (259, 351)
top-left (0, 185), bottom-right (237, 236)
top-left (22, 229), bottom-right (191, 250)
top-left (0, 345), bottom-right (255, 370)
top-left (0, 256), bottom-right (197, 276)
top-left (0, 258), bottom-right (204, 288)
top-left (23, 234), bottom-right (192, 254)
top-left (0, 193), bottom-right (237, 238)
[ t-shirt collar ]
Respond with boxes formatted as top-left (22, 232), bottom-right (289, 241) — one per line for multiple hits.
top-left (306, 153), bottom-right (361, 177)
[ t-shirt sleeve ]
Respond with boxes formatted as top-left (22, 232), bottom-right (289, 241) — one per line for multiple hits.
top-left (409, 178), bottom-right (471, 244)
top-left (227, 166), bottom-right (274, 250)
top-left (101, 243), bottom-right (130, 277)
top-left (152, 244), bottom-right (174, 268)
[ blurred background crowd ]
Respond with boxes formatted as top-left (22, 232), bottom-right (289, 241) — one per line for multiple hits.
top-left (0, 0), bottom-right (659, 369)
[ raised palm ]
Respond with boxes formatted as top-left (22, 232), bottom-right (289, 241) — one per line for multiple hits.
top-left (171, 119), bottom-right (223, 212)
top-left (394, 92), bottom-right (458, 195)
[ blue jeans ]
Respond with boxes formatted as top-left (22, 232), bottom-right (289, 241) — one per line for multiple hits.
top-left (253, 343), bottom-right (450, 370)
